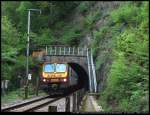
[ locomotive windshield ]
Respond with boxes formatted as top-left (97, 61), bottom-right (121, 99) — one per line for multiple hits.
top-left (44, 64), bottom-right (55, 72)
top-left (56, 64), bottom-right (66, 72)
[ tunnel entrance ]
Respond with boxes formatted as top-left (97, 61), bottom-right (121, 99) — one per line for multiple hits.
top-left (38, 61), bottom-right (89, 95)
top-left (68, 62), bottom-right (89, 91)
top-left (32, 45), bottom-right (97, 93)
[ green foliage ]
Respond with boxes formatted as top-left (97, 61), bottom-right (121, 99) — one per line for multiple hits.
top-left (118, 99), bottom-right (132, 111)
top-left (1, 63), bottom-right (12, 80)
top-left (2, 2), bottom-right (149, 112)
top-left (78, 2), bottom-right (90, 14)
top-left (2, 16), bottom-right (20, 46)
top-left (99, 2), bottom-right (149, 112)
top-left (84, 11), bottom-right (101, 30)
top-left (61, 25), bottom-right (82, 45)
top-left (1, 16), bottom-right (20, 80)
top-left (2, 2), bottom-right (20, 26)
top-left (110, 2), bottom-right (149, 26)
top-left (2, 45), bottom-right (18, 63)
top-left (95, 57), bottom-right (105, 70)
top-left (54, 21), bottom-right (66, 30)
top-left (3, 1), bottom-right (79, 33)
top-left (1, 90), bottom-right (22, 103)
top-left (1, 1), bottom-right (80, 88)
top-left (110, 3), bottom-right (137, 23)
top-left (1, 87), bottom-right (46, 103)
top-left (16, 2), bottom-right (33, 32)
top-left (31, 28), bottom-right (56, 45)
top-left (92, 26), bottom-right (109, 57)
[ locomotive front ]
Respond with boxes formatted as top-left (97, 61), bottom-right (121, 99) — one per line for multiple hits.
top-left (41, 63), bottom-right (69, 84)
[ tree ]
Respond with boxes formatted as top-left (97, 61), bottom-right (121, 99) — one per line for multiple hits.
top-left (1, 16), bottom-right (20, 80)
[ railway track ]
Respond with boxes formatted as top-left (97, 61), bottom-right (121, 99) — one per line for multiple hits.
top-left (1, 96), bottom-right (63, 112)
top-left (1, 88), bottom-right (86, 112)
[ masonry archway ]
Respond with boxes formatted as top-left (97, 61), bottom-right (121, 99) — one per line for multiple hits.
top-left (32, 45), bottom-right (97, 92)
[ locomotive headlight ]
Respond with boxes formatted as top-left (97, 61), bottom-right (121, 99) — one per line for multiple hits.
top-left (63, 78), bottom-right (67, 82)
top-left (42, 72), bottom-right (46, 77)
top-left (43, 79), bottom-right (46, 82)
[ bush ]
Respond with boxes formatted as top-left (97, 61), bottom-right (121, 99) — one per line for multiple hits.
top-left (78, 2), bottom-right (90, 14)
top-left (61, 25), bottom-right (82, 45)
top-left (32, 28), bottom-right (57, 45)
top-left (84, 11), bottom-right (101, 30)
top-left (110, 3), bottom-right (139, 24)
top-left (119, 99), bottom-right (132, 112)
top-left (98, 2), bottom-right (149, 112)
top-left (91, 26), bottom-right (109, 57)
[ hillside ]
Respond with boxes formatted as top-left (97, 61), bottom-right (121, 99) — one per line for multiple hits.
top-left (1, 1), bottom-right (149, 113)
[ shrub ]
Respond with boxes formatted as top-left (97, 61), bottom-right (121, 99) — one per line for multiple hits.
top-left (99, 2), bottom-right (149, 112)
top-left (91, 26), bottom-right (109, 57)
top-left (78, 2), bottom-right (90, 14)
top-left (110, 3), bottom-right (139, 25)
top-left (84, 11), bottom-right (102, 30)
top-left (61, 25), bottom-right (82, 45)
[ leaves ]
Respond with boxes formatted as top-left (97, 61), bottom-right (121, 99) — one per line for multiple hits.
top-left (98, 2), bottom-right (149, 112)
top-left (78, 2), bottom-right (90, 14)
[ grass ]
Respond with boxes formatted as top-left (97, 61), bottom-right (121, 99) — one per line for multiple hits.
top-left (80, 95), bottom-right (88, 112)
top-left (80, 95), bottom-right (98, 112)
top-left (1, 90), bottom-right (22, 104)
top-left (1, 88), bottom-right (47, 105)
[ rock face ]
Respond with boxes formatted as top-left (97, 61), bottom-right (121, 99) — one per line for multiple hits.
top-left (77, 2), bottom-right (123, 92)
top-left (31, 2), bottom-right (123, 92)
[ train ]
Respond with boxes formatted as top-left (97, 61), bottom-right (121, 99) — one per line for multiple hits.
top-left (40, 62), bottom-right (78, 94)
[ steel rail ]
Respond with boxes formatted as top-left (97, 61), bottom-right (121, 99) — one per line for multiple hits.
top-left (23, 97), bottom-right (62, 112)
top-left (25, 88), bottom-right (85, 112)
top-left (1, 88), bottom-right (86, 112)
top-left (1, 96), bottom-right (50, 112)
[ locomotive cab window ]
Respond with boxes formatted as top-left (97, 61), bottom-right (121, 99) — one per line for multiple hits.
top-left (56, 64), bottom-right (66, 72)
top-left (43, 64), bottom-right (55, 72)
